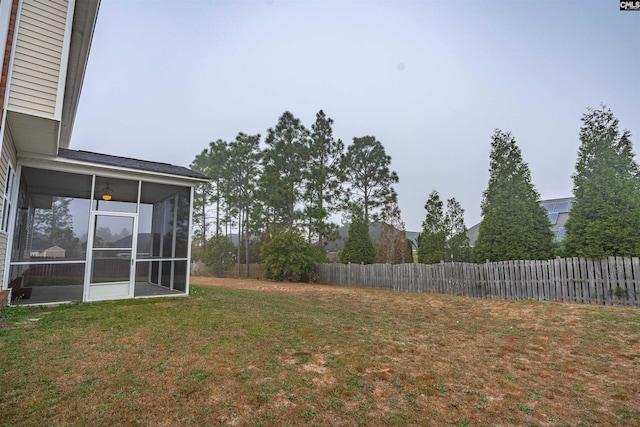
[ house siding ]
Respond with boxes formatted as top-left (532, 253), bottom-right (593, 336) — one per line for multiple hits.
top-left (7, 0), bottom-right (69, 118)
top-left (0, 125), bottom-right (19, 285)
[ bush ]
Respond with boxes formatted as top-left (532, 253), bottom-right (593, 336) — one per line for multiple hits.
top-left (197, 235), bottom-right (235, 277)
top-left (261, 229), bottom-right (322, 282)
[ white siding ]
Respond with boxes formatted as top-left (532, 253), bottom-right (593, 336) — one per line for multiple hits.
top-left (0, 127), bottom-right (19, 286)
top-left (7, 0), bottom-right (69, 118)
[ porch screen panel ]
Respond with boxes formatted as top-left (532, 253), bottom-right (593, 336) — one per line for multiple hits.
top-left (175, 188), bottom-right (190, 258)
top-left (173, 260), bottom-right (187, 292)
top-left (162, 197), bottom-right (175, 258)
top-left (151, 201), bottom-right (163, 257)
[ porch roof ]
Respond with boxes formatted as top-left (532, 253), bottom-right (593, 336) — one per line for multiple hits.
top-left (57, 148), bottom-right (210, 181)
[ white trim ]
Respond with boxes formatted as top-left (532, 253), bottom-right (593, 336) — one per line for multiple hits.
top-left (130, 203), bottom-right (139, 297)
top-left (170, 193), bottom-right (178, 290)
top-left (134, 293), bottom-right (188, 301)
top-left (85, 210), bottom-right (137, 301)
top-left (185, 185), bottom-right (194, 296)
top-left (1, 160), bottom-right (19, 290)
top-left (82, 173), bottom-right (96, 301)
top-left (10, 260), bottom-right (86, 266)
top-left (135, 257), bottom-right (189, 263)
top-left (1, 160), bottom-right (15, 233)
top-left (18, 154), bottom-right (207, 186)
top-left (54, 0), bottom-right (74, 121)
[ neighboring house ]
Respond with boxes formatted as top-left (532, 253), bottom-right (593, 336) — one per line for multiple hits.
top-left (0, 0), bottom-right (209, 305)
top-left (30, 245), bottom-right (65, 258)
top-left (466, 197), bottom-right (574, 246)
top-left (325, 222), bottom-right (419, 255)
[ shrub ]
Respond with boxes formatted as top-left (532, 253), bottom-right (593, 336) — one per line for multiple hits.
top-left (261, 229), bottom-right (322, 282)
top-left (197, 235), bottom-right (235, 277)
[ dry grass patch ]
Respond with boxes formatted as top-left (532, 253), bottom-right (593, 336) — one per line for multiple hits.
top-left (0, 276), bottom-right (638, 426)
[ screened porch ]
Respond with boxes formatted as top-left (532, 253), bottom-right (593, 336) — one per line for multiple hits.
top-left (7, 166), bottom-right (193, 305)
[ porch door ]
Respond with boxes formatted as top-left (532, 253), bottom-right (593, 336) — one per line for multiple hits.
top-left (85, 212), bottom-right (137, 301)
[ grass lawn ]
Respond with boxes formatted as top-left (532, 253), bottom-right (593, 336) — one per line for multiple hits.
top-left (0, 278), bottom-right (638, 426)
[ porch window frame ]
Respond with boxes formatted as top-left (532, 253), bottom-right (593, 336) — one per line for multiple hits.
top-left (1, 161), bottom-right (15, 234)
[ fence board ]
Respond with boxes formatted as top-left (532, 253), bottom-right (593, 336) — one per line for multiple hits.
top-left (632, 258), bottom-right (640, 306)
top-left (623, 257), bottom-right (632, 306)
top-left (566, 258), bottom-right (574, 303)
top-left (315, 258), bottom-right (640, 307)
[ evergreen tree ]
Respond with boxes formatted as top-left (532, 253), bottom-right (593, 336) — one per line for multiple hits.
top-left (377, 201), bottom-right (413, 264)
top-left (563, 106), bottom-right (640, 257)
top-left (417, 190), bottom-right (447, 264)
top-left (260, 111), bottom-right (310, 228)
top-left (190, 149), bottom-right (214, 247)
top-left (340, 136), bottom-right (399, 224)
top-left (32, 197), bottom-right (83, 258)
top-left (340, 204), bottom-right (376, 264)
top-left (303, 110), bottom-right (344, 247)
top-left (226, 133), bottom-right (261, 277)
top-left (474, 129), bottom-right (554, 262)
top-left (445, 198), bottom-right (472, 262)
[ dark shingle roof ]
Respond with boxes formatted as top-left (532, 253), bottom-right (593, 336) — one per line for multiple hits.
top-left (58, 148), bottom-right (210, 180)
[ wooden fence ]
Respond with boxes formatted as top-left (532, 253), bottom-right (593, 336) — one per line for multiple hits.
top-left (316, 257), bottom-right (640, 307)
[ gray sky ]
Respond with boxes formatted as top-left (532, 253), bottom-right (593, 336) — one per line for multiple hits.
top-left (72, 0), bottom-right (640, 232)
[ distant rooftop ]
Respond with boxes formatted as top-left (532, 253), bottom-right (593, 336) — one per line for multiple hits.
top-left (467, 197), bottom-right (574, 244)
top-left (58, 149), bottom-right (210, 180)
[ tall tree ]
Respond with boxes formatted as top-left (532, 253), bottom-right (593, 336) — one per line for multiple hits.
top-left (190, 139), bottom-right (231, 237)
top-left (340, 136), bottom-right (399, 224)
top-left (417, 190), bottom-right (447, 264)
top-left (260, 111), bottom-right (310, 228)
top-left (303, 110), bottom-right (344, 248)
top-left (377, 201), bottom-right (413, 264)
top-left (226, 133), bottom-right (261, 277)
top-left (444, 198), bottom-right (471, 262)
top-left (474, 129), bottom-right (554, 262)
top-left (31, 197), bottom-right (82, 257)
top-left (563, 106), bottom-right (640, 257)
top-left (190, 149), bottom-right (214, 248)
top-left (340, 204), bottom-right (376, 264)
top-left (207, 140), bottom-right (234, 236)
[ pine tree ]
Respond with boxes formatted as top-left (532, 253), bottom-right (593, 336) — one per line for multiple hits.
top-left (190, 149), bottom-right (214, 247)
top-left (340, 136), bottom-right (399, 224)
top-left (340, 204), bottom-right (376, 264)
top-left (260, 111), bottom-right (310, 228)
top-left (303, 110), bottom-right (344, 247)
top-left (474, 129), bottom-right (554, 262)
top-left (417, 190), bottom-right (447, 264)
top-left (226, 133), bottom-right (261, 277)
top-left (563, 106), bottom-right (640, 257)
top-left (444, 198), bottom-right (472, 262)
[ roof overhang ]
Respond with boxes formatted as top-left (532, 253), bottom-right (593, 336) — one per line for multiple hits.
top-left (18, 151), bottom-right (209, 187)
top-left (6, 0), bottom-right (100, 157)
top-left (59, 0), bottom-right (101, 149)
top-left (6, 112), bottom-right (60, 156)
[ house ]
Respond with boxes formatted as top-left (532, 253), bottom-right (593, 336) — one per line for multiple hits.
top-left (0, 0), bottom-right (209, 305)
top-left (30, 245), bottom-right (65, 258)
top-left (466, 197), bottom-right (574, 246)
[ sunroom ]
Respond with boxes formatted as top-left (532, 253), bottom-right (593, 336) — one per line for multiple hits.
top-left (6, 149), bottom-right (209, 305)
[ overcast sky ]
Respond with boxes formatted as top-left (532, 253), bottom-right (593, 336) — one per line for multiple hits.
top-left (72, 0), bottom-right (640, 232)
